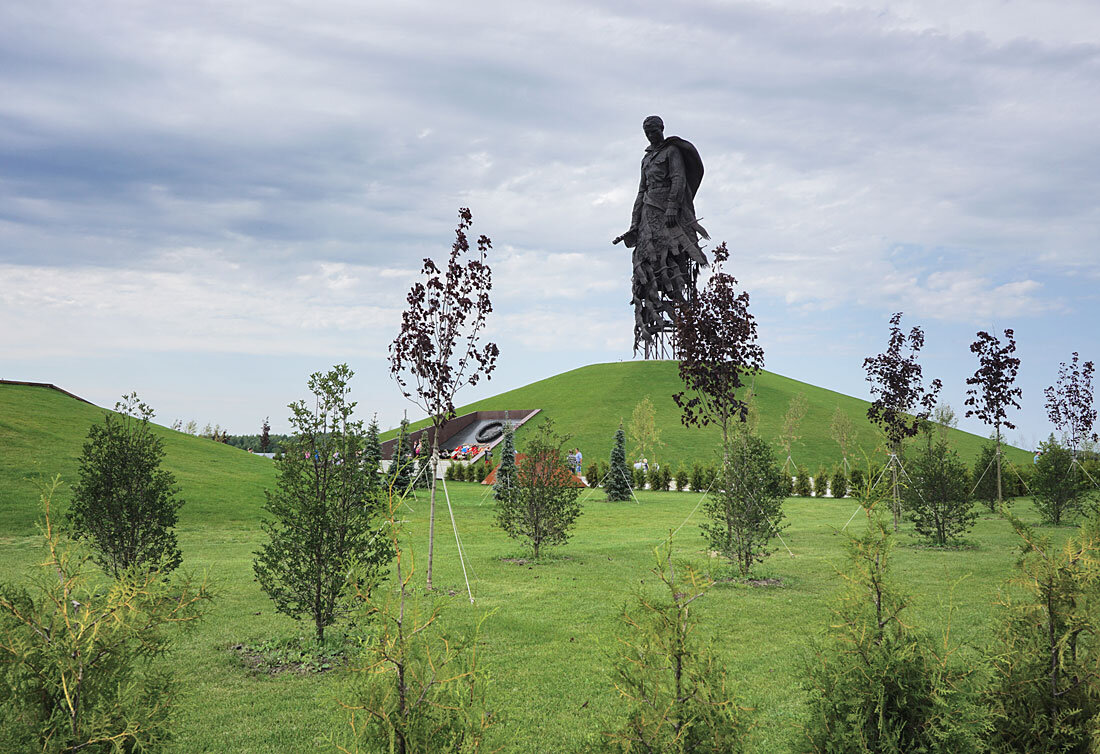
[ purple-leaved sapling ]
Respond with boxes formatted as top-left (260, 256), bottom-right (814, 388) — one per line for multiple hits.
top-left (862, 312), bottom-right (943, 530)
top-left (673, 243), bottom-right (764, 457)
top-left (964, 329), bottom-right (1023, 508)
top-left (389, 208), bottom-right (499, 590)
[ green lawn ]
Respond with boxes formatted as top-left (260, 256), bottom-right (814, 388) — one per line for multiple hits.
top-left (0, 476), bottom-right (1069, 753)
top-left (0, 380), bottom-right (1059, 752)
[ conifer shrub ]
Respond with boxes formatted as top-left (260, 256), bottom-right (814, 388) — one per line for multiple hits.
top-left (690, 462), bottom-right (707, 493)
top-left (848, 467), bottom-right (865, 493)
top-left (972, 443), bottom-right (1000, 512)
top-left (633, 466), bottom-right (648, 490)
top-left (813, 466), bottom-right (829, 497)
top-left (1008, 462), bottom-right (1034, 497)
top-left (986, 512), bottom-right (1100, 752)
top-left (493, 422), bottom-right (518, 502)
top-left (646, 464), bottom-right (663, 492)
top-left (596, 461), bottom-right (610, 488)
top-left (0, 479), bottom-right (212, 754)
top-left (778, 472), bottom-right (793, 497)
top-left (802, 501), bottom-right (988, 752)
top-left (704, 464), bottom-right (719, 490)
top-left (601, 540), bottom-right (748, 752)
top-left (830, 466), bottom-right (848, 499)
top-left (586, 462), bottom-right (601, 487)
top-left (389, 419), bottom-right (413, 496)
top-left (794, 467), bottom-right (812, 497)
top-left (606, 426), bottom-right (633, 502)
top-left (675, 464), bottom-right (690, 492)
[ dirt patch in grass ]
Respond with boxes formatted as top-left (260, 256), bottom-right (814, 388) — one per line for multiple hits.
top-left (745, 577), bottom-right (784, 588)
top-left (500, 555), bottom-right (574, 566)
top-left (712, 575), bottom-right (786, 588)
top-left (229, 636), bottom-right (349, 676)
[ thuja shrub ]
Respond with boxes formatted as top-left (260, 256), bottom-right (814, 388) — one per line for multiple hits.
top-left (985, 512), bottom-right (1100, 752)
top-left (801, 502), bottom-right (988, 752)
top-left (335, 484), bottom-right (494, 753)
top-left (675, 464), bottom-right (690, 492)
top-left (690, 463), bottom-right (707, 493)
top-left (830, 466), bottom-right (848, 499)
top-left (703, 465), bottom-right (719, 490)
top-left (600, 540), bottom-right (748, 753)
top-left (778, 472), bottom-right (793, 497)
top-left (813, 466), bottom-right (829, 497)
top-left (633, 467), bottom-right (648, 490)
top-left (794, 467), bottom-right (812, 497)
top-left (0, 478), bottom-right (212, 754)
top-left (647, 464), bottom-right (664, 492)
top-left (848, 467), bottom-right (865, 494)
top-left (586, 462), bottom-right (601, 487)
top-left (972, 443), bottom-right (1000, 513)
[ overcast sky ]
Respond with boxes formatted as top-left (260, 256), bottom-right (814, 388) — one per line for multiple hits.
top-left (2, 0), bottom-right (1097, 448)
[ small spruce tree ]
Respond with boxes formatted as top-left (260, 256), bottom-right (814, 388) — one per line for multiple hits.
top-left (606, 425), bottom-right (633, 502)
top-left (492, 421), bottom-right (518, 502)
top-left (389, 419), bottom-right (414, 497)
top-left (364, 415), bottom-right (383, 493)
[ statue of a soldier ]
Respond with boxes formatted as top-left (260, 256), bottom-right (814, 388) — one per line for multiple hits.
top-left (614, 115), bottom-right (709, 357)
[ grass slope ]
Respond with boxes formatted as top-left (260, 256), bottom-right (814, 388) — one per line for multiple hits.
top-left (396, 361), bottom-right (1029, 473)
top-left (0, 383), bottom-right (275, 535)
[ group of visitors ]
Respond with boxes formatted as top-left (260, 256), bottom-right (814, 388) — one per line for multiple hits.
top-left (568, 448), bottom-right (583, 475)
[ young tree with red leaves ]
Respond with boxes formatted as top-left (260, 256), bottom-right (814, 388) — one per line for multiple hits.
top-left (389, 208), bottom-right (499, 590)
top-left (863, 312), bottom-right (942, 530)
top-left (1044, 352), bottom-right (1098, 460)
top-left (672, 243), bottom-right (764, 454)
top-left (964, 329), bottom-right (1022, 508)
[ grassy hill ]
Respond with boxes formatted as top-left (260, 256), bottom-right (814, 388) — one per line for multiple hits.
top-left (0, 383), bottom-right (275, 535)
top-left (395, 361), bottom-right (1029, 473)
